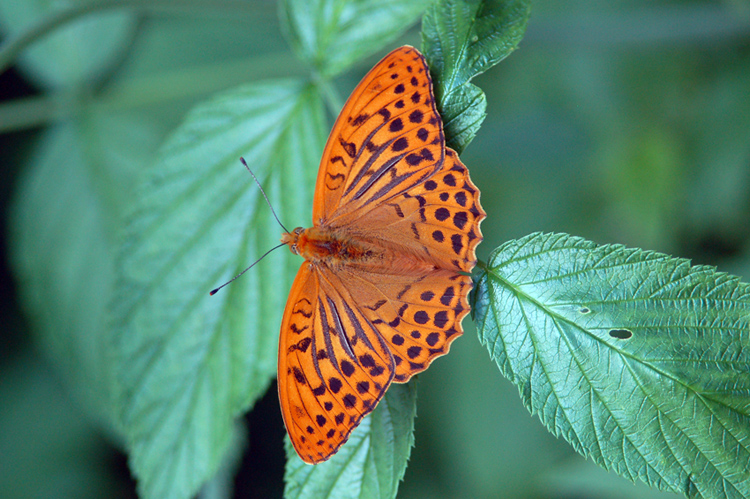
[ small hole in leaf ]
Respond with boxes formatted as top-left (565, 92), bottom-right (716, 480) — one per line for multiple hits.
top-left (609, 328), bottom-right (632, 339)
top-left (579, 307), bottom-right (591, 314)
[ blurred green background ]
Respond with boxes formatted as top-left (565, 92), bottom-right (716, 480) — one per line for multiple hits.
top-left (1, 1), bottom-right (749, 498)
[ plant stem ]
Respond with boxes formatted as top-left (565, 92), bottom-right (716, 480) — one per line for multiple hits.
top-left (0, 52), bottom-right (299, 132)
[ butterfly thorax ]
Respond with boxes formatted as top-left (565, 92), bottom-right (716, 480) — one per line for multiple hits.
top-left (281, 226), bottom-right (436, 273)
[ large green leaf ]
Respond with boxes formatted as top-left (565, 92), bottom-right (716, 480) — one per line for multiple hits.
top-left (284, 383), bottom-right (417, 499)
top-left (473, 232), bottom-right (750, 499)
top-left (111, 79), bottom-right (326, 499)
top-left (422, 0), bottom-right (530, 152)
top-left (279, 0), bottom-right (431, 78)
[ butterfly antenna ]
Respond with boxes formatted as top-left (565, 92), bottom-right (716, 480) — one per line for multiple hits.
top-left (210, 242), bottom-right (286, 295)
top-left (210, 158), bottom-right (292, 296)
top-left (240, 157), bottom-right (289, 233)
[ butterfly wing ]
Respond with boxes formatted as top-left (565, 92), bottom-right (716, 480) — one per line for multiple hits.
top-left (348, 147), bottom-right (485, 273)
top-left (278, 263), bottom-right (396, 464)
top-left (311, 45), bottom-right (445, 226)
top-left (311, 46), bottom-right (484, 272)
top-left (334, 145), bottom-right (484, 381)
top-left (279, 45), bottom-right (485, 464)
top-left (335, 264), bottom-right (473, 383)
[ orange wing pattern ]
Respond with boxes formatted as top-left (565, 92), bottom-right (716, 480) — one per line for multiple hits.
top-left (278, 46), bottom-right (485, 464)
top-left (312, 46), bottom-right (444, 225)
top-left (278, 264), bottom-right (396, 463)
top-left (335, 151), bottom-right (483, 382)
top-left (348, 148), bottom-right (483, 274)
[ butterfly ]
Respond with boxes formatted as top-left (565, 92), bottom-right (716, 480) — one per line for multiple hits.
top-left (278, 45), bottom-right (485, 464)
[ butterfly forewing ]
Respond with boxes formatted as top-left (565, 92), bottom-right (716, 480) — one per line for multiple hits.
top-left (312, 46), bottom-right (445, 225)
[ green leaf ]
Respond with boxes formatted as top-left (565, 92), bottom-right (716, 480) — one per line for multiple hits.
top-left (284, 382), bottom-right (417, 499)
top-left (0, 1), bottom-right (135, 88)
top-left (422, 0), bottom-right (531, 152)
top-left (472, 232), bottom-right (750, 499)
top-left (279, 0), bottom-right (431, 78)
top-left (111, 79), bottom-right (326, 499)
top-left (8, 114), bottom-right (157, 431)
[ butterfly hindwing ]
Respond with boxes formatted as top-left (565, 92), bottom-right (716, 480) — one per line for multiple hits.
top-left (336, 265), bottom-right (473, 382)
top-left (344, 148), bottom-right (485, 273)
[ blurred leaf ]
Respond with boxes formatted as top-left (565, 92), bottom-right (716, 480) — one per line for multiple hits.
top-left (198, 422), bottom-right (247, 499)
top-left (0, 355), bottom-right (118, 498)
top-left (422, 0), bottom-right (531, 152)
top-left (279, 0), bottom-right (431, 78)
top-left (590, 125), bottom-right (684, 251)
top-left (472, 232), bottom-right (750, 499)
top-left (0, 1), bottom-right (135, 88)
top-left (112, 79), bottom-right (326, 499)
top-left (544, 459), bottom-right (683, 499)
top-left (284, 383), bottom-right (417, 499)
top-left (8, 113), bottom-right (157, 431)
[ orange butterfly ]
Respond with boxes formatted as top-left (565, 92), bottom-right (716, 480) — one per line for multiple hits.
top-left (278, 45), bottom-right (485, 464)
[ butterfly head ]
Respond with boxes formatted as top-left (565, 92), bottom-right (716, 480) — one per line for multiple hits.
top-left (281, 227), bottom-right (306, 255)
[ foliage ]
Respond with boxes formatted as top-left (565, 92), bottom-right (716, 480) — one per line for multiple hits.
top-left (2, 0), bottom-right (749, 499)
top-left (473, 233), bottom-right (750, 498)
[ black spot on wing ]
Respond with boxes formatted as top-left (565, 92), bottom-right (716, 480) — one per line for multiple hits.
top-left (392, 137), bottom-right (408, 151)
top-left (454, 191), bottom-right (467, 206)
top-left (292, 366), bottom-right (306, 384)
top-left (440, 287), bottom-right (454, 306)
top-left (352, 113), bottom-right (369, 126)
top-left (340, 359), bottom-right (355, 377)
top-left (329, 377), bottom-right (342, 393)
top-left (451, 234), bottom-right (463, 254)
top-left (377, 108), bottom-right (391, 121)
top-left (339, 138), bottom-right (356, 157)
top-left (453, 211), bottom-right (468, 229)
top-left (426, 332), bottom-right (440, 346)
top-left (414, 311), bottom-right (429, 324)
top-left (434, 207), bottom-right (450, 221)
